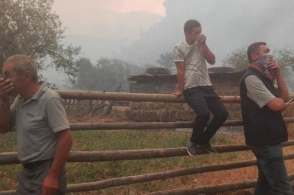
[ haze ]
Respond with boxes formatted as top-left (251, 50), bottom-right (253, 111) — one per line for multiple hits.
top-left (45, 0), bottom-right (294, 88)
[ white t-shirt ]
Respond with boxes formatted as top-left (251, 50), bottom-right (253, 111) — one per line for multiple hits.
top-left (173, 39), bottom-right (212, 89)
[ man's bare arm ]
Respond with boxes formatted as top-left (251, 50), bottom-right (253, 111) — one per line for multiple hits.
top-left (266, 98), bottom-right (290, 111)
top-left (266, 59), bottom-right (291, 111)
top-left (197, 34), bottom-right (216, 65)
top-left (269, 59), bottom-right (290, 101)
top-left (201, 43), bottom-right (216, 65)
top-left (42, 129), bottom-right (73, 195)
top-left (266, 73), bottom-right (290, 111)
top-left (173, 61), bottom-right (185, 97)
top-left (0, 78), bottom-right (14, 133)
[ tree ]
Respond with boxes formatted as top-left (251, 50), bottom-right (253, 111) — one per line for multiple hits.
top-left (222, 47), bottom-right (294, 88)
top-left (74, 58), bottom-right (144, 92)
top-left (222, 46), bottom-right (248, 72)
top-left (275, 48), bottom-right (294, 72)
top-left (74, 58), bottom-right (98, 90)
top-left (94, 58), bottom-right (142, 92)
top-left (275, 49), bottom-right (294, 89)
top-left (156, 52), bottom-right (175, 73)
top-left (0, 0), bottom-right (81, 80)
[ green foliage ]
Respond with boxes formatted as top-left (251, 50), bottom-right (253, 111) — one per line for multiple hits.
top-left (73, 58), bottom-right (96, 89)
top-left (222, 47), bottom-right (294, 89)
top-left (73, 58), bottom-right (145, 92)
top-left (156, 52), bottom-right (175, 73)
top-left (0, 0), bottom-right (81, 80)
top-left (275, 49), bottom-right (294, 89)
top-left (222, 46), bottom-right (248, 72)
top-left (37, 75), bottom-right (60, 89)
top-left (275, 48), bottom-right (294, 73)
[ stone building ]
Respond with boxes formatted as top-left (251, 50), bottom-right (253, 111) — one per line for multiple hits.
top-left (127, 67), bottom-right (244, 95)
top-left (126, 67), bottom-right (244, 135)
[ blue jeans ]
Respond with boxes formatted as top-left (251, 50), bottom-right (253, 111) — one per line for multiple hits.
top-left (251, 144), bottom-right (292, 195)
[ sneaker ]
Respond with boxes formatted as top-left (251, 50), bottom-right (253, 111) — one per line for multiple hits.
top-left (199, 143), bottom-right (217, 154)
top-left (187, 141), bottom-right (197, 156)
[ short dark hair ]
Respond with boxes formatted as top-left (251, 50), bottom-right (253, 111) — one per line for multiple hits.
top-left (184, 20), bottom-right (201, 34)
top-left (247, 42), bottom-right (267, 63)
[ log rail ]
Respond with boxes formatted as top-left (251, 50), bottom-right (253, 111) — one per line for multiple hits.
top-left (0, 91), bottom-right (293, 194)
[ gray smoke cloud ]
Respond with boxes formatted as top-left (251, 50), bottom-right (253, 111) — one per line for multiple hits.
top-left (121, 0), bottom-right (294, 66)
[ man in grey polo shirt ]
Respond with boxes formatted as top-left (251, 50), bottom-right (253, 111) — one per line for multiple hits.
top-left (0, 55), bottom-right (73, 195)
top-left (173, 19), bottom-right (228, 156)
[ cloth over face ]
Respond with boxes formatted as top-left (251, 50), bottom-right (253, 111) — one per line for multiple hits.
top-left (254, 53), bottom-right (275, 76)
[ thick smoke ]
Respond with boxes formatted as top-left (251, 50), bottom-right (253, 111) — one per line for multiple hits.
top-left (121, 0), bottom-right (294, 66)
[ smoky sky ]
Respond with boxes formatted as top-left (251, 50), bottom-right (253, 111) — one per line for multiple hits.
top-left (121, 0), bottom-right (294, 66)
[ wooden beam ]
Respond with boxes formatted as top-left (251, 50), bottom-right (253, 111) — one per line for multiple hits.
top-left (65, 158), bottom-right (259, 193)
top-left (68, 118), bottom-right (294, 131)
top-left (0, 174), bottom-right (294, 195)
top-left (144, 174), bottom-right (294, 195)
top-left (1, 141), bottom-right (294, 165)
top-left (57, 91), bottom-right (241, 103)
top-left (69, 120), bottom-right (242, 130)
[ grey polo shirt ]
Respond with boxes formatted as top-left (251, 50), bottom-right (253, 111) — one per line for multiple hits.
top-left (10, 82), bottom-right (70, 163)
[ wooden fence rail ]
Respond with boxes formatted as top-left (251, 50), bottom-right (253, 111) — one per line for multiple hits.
top-left (145, 175), bottom-right (294, 195)
top-left (1, 140), bottom-right (294, 165)
top-left (1, 153), bottom-right (294, 195)
top-left (65, 155), bottom-right (294, 193)
top-left (69, 117), bottom-right (294, 131)
top-left (1, 92), bottom-right (294, 194)
top-left (57, 91), bottom-right (242, 103)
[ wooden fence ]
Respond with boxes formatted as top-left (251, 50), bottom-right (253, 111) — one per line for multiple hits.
top-left (63, 99), bottom-right (105, 116)
top-left (63, 98), bottom-right (129, 116)
top-left (0, 91), bottom-right (294, 195)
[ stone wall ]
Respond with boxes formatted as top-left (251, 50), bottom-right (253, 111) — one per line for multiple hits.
top-left (129, 71), bottom-right (244, 95)
top-left (130, 80), bottom-right (177, 94)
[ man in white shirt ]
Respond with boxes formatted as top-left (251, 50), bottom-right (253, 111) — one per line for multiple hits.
top-left (173, 20), bottom-right (228, 156)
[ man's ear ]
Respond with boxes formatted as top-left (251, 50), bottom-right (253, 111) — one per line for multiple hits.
top-left (185, 31), bottom-right (191, 37)
top-left (251, 53), bottom-right (258, 62)
top-left (23, 71), bottom-right (31, 81)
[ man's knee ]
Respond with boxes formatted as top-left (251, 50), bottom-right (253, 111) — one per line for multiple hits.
top-left (222, 111), bottom-right (229, 119)
top-left (216, 110), bottom-right (229, 121)
top-left (196, 112), bottom-right (210, 123)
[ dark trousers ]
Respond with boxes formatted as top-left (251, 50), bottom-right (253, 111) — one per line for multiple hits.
top-left (16, 159), bottom-right (67, 195)
top-left (183, 86), bottom-right (228, 144)
top-left (251, 145), bottom-right (292, 195)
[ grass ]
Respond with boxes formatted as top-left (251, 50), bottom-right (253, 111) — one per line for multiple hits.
top-left (66, 130), bottom-right (259, 195)
top-left (0, 129), bottom-right (258, 195)
top-left (1, 92), bottom-right (293, 194)
top-left (1, 101), bottom-right (294, 195)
